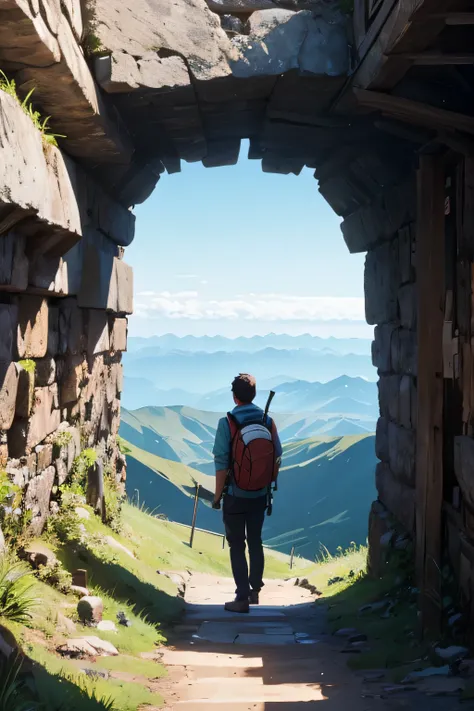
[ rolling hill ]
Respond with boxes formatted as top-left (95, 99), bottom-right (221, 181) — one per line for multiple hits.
top-left (122, 432), bottom-right (377, 556)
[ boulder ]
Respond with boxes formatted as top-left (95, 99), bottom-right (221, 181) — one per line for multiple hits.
top-left (81, 636), bottom-right (119, 656)
top-left (0, 361), bottom-right (19, 431)
top-left (16, 296), bottom-right (49, 359)
top-left (77, 596), bottom-right (104, 625)
top-left (58, 636), bottom-right (119, 657)
top-left (25, 466), bottom-right (56, 535)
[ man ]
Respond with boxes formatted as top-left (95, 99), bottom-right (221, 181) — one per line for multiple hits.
top-left (212, 373), bottom-right (282, 613)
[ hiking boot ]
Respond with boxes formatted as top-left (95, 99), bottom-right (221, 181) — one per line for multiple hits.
top-left (224, 599), bottom-right (250, 614)
top-left (249, 590), bottom-right (260, 605)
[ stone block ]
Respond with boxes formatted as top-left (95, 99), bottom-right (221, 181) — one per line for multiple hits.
top-left (399, 375), bottom-right (416, 430)
top-left (398, 283), bottom-right (417, 330)
top-left (108, 259), bottom-right (133, 315)
top-left (47, 306), bottom-right (60, 356)
top-left (0, 361), bottom-right (19, 431)
top-left (7, 422), bottom-right (28, 460)
top-left (376, 461), bottom-right (415, 534)
top-left (62, 0), bottom-right (83, 38)
top-left (86, 311), bottom-right (110, 356)
top-left (54, 423), bottom-right (80, 484)
top-left (365, 241), bottom-right (399, 326)
top-left (86, 459), bottom-right (104, 518)
top-left (17, 296), bottom-right (49, 359)
top-left (58, 298), bottom-right (83, 355)
top-left (454, 436), bottom-right (474, 511)
top-left (0, 231), bottom-right (28, 291)
top-left (27, 385), bottom-right (61, 449)
top-left (15, 363), bottom-right (35, 419)
top-left (202, 139), bottom-right (241, 167)
top-left (378, 375), bottom-right (400, 422)
top-left (388, 421), bottom-right (415, 487)
top-left (36, 443), bottom-right (53, 471)
top-left (367, 499), bottom-right (392, 578)
top-left (35, 357), bottom-right (56, 387)
top-left (375, 416), bottom-right (388, 462)
top-left (95, 52), bottom-right (140, 93)
top-left (0, 305), bottom-right (18, 362)
top-left (392, 328), bottom-right (417, 376)
top-left (109, 318), bottom-right (128, 352)
top-left (58, 355), bottom-right (86, 406)
top-left (25, 465), bottom-right (56, 536)
top-left (398, 224), bottom-right (414, 284)
top-left (372, 323), bottom-right (396, 374)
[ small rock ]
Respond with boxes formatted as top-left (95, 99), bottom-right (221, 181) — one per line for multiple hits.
top-left (23, 543), bottom-right (57, 569)
top-left (403, 666), bottom-right (450, 682)
top-left (334, 627), bottom-right (358, 638)
top-left (57, 613), bottom-right (77, 635)
top-left (221, 14), bottom-right (245, 35)
top-left (71, 586), bottom-right (90, 598)
top-left (57, 638), bottom-right (97, 658)
top-left (117, 611), bottom-right (132, 627)
top-left (81, 636), bottom-right (119, 656)
top-left (349, 633), bottom-right (368, 643)
top-left (419, 677), bottom-right (465, 696)
top-left (75, 507), bottom-right (91, 520)
top-left (78, 596), bottom-right (104, 625)
top-left (359, 599), bottom-right (392, 614)
top-left (82, 668), bottom-right (110, 680)
top-left (97, 620), bottom-right (117, 633)
top-left (448, 612), bottom-right (462, 627)
top-left (435, 645), bottom-right (469, 662)
top-left (72, 569), bottom-right (88, 588)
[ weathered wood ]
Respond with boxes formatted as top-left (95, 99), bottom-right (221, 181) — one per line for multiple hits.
top-left (354, 89), bottom-right (474, 136)
top-left (415, 153), bottom-right (445, 635)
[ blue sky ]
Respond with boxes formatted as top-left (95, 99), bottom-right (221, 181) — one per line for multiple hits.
top-left (126, 141), bottom-right (370, 339)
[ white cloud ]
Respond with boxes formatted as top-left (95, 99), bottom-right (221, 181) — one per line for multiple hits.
top-left (135, 291), bottom-right (365, 323)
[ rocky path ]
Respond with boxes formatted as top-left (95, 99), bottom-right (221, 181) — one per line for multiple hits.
top-left (155, 573), bottom-right (461, 710)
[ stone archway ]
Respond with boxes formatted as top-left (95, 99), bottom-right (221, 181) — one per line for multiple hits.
top-left (1, 0), bottom-right (474, 634)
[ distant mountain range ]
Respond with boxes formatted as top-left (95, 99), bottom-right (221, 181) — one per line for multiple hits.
top-left (122, 374), bottom-right (378, 419)
top-left (127, 333), bottom-right (372, 356)
top-left (122, 348), bottom-right (376, 396)
top-left (121, 430), bottom-right (377, 556)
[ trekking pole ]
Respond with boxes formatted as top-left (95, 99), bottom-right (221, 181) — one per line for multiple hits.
top-left (290, 546), bottom-right (295, 570)
top-left (189, 484), bottom-right (200, 548)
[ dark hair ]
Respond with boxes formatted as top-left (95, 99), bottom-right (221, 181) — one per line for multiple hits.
top-left (231, 373), bottom-right (256, 403)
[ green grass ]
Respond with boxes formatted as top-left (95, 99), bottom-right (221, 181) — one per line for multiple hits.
top-left (94, 655), bottom-right (165, 679)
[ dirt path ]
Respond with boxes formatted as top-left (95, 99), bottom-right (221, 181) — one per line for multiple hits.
top-left (154, 573), bottom-right (461, 710)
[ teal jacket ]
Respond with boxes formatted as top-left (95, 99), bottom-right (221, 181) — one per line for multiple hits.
top-left (213, 403), bottom-right (282, 498)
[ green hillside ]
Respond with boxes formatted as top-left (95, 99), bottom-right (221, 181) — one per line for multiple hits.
top-left (122, 421), bottom-right (377, 557)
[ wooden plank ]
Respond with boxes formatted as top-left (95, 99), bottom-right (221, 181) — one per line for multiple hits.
top-left (416, 153), bottom-right (445, 636)
top-left (354, 89), bottom-right (474, 136)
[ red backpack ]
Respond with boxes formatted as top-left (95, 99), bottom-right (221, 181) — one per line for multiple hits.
top-left (227, 413), bottom-right (276, 491)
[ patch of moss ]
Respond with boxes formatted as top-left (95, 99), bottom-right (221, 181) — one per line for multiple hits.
top-left (18, 359), bottom-right (36, 374)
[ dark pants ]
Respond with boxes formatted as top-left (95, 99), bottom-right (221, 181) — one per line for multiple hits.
top-left (223, 494), bottom-right (267, 601)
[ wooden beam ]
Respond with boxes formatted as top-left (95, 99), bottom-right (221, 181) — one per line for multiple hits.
top-left (416, 152), bottom-right (445, 636)
top-left (354, 88), bottom-right (474, 136)
top-left (405, 53), bottom-right (474, 65)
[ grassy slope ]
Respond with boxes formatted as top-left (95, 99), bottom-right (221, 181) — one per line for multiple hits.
top-left (5, 503), bottom-right (312, 710)
top-left (123, 430), bottom-right (377, 557)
